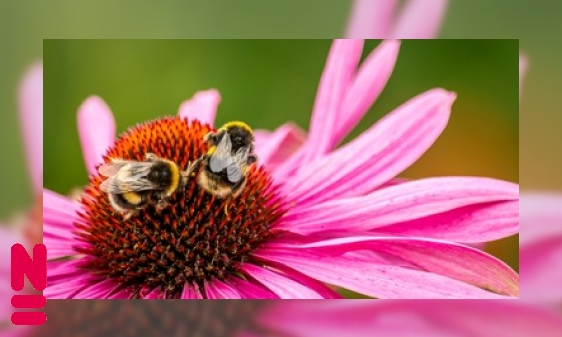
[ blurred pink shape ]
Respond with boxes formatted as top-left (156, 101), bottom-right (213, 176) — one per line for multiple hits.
top-left (18, 63), bottom-right (43, 194)
top-left (520, 54), bottom-right (527, 95)
top-left (345, 0), bottom-right (449, 38)
top-left (255, 301), bottom-right (562, 337)
top-left (520, 193), bottom-right (562, 304)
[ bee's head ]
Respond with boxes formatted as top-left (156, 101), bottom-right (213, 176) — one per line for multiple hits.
top-left (220, 121), bottom-right (254, 151)
top-left (148, 162), bottom-right (173, 188)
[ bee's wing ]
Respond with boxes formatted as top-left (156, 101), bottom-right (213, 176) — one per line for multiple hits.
top-left (209, 134), bottom-right (234, 173)
top-left (225, 147), bottom-right (250, 183)
top-left (98, 158), bottom-right (138, 177)
top-left (99, 162), bottom-right (158, 193)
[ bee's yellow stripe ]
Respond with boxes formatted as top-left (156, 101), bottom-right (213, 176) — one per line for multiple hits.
top-left (207, 145), bottom-right (217, 155)
top-left (123, 192), bottom-right (141, 204)
top-left (164, 160), bottom-right (180, 195)
top-left (221, 121), bottom-right (253, 133)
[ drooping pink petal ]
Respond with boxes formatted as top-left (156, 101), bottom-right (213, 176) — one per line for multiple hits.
top-left (283, 89), bottom-right (455, 205)
top-left (331, 40), bottom-right (401, 148)
top-left (242, 264), bottom-right (325, 299)
top-left (181, 283), bottom-right (203, 299)
top-left (46, 260), bottom-right (97, 299)
top-left (253, 123), bottom-right (306, 170)
top-left (72, 279), bottom-right (120, 299)
top-left (227, 277), bottom-right (280, 299)
top-left (302, 39), bottom-right (364, 160)
top-left (345, 0), bottom-right (398, 38)
top-left (274, 236), bottom-right (518, 297)
top-left (77, 96), bottom-right (116, 175)
top-left (390, 0), bottom-right (449, 38)
top-left (254, 247), bottom-right (508, 299)
top-left (378, 200), bottom-right (518, 243)
top-left (520, 237), bottom-right (562, 304)
top-left (43, 189), bottom-right (83, 260)
top-left (204, 279), bottom-right (242, 299)
top-left (177, 89), bottom-right (221, 126)
top-left (263, 263), bottom-right (343, 299)
top-left (259, 301), bottom-right (562, 337)
top-left (18, 62), bottom-right (43, 193)
top-left (519, 54), bottom-right (527, 95)
top-left (280, 177), bottom-right (518, 243)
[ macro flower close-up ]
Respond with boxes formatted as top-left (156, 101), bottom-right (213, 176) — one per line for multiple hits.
top-left (44, 39), bottom-right (519, 299)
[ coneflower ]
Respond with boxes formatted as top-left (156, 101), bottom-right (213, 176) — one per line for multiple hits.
top-left (44, 40), bottom-right (518, 299)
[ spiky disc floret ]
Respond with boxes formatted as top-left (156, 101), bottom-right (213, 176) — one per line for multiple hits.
top-left (73, 116), bottom-right (284, 298)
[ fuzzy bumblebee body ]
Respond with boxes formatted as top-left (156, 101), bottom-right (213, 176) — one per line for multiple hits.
top-left (187, 121), bottom-right (258, 205)
top-left (98, 153), bottom-right (184, 219)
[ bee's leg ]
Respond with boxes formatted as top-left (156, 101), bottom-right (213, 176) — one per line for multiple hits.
top-left (122, 210), bottom-right (136, 221)
top-left (155, 196), bottom-right (170, 211)
top-left (203, 132), bottom-right (218, 145)
top-left (224, 196), bottom-right (231, 216)
top-left (223, 179), bottom-right (245, 216)
top-left (181, 158), bottom-right (203, 186)
top-left (145, 152), bottom-right (158, 161)
top-left (247, 154), bottom-right (258, 165)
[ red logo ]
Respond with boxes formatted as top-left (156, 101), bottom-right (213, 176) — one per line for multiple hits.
top-left (11, 243), bottom-right (47, 325)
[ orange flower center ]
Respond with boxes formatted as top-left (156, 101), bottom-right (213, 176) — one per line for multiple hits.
top-left (73, 117), bottom-right (284, 298)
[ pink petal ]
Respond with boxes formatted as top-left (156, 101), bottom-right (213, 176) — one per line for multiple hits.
top-left (242, 264), bottom-right (325, 299)
top-left (302, 39), bottom-right (364, 160)
top-left (520, 237), bottom-right (562, 304)
top-left (345, 0), bottom-right (398, 38)
top-left (181, 282), bottom-right (203, 299)
top-left (227, 277), bottom-right (280, 299)
top-left (140, 287), bottom-right (165, 299)
top-left (253, 123), bottom-right (306, 170)
top-left (107, 287), bottom-right (135, 299)
top-left (18, 62), bottom-right (43, 193)
top-left (255, 247), bottom-right (508, 299)
top-left (278, 236), bottom-right (519, 297)
top-left (252, 129), bottom-right (271, 144)
top-left (43, 189), bottom-right (82, 260)
top-left (520, 193), bottom-right (562, 246)
top-left (283, 89), bottom-right (455, 205)
top-left (390, 0), bottom-right (449, 38)
top-left (46, 260), bottom-right (96, 299)
top-left (177, 89), bottom-right (221, 126)
top-left (378, 200), bottom-right (518, 243)
top-left (332, 40), bottom-right (401, 148)
top-left (281, 176), bottom-right (518, 243)
top-left (259, 301), bottom-right (562, 337)
top-left (262, 263), bottom-right (343, 299)
top-left (204, 279), bottom-right (241, 299)
top-left (77, 96), bottom-right (116, 175)
top-left (72, 279), bottom-right (120, 299)
top-left (519, 54), bottom-right (527, 95)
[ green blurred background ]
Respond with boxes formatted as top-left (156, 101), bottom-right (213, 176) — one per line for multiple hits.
top-left (42, 39), bottom-right (518, 272)
top-left (44, 39), bottom-right (518, 191)
top-left (1, 0), bottom-right (556, 221)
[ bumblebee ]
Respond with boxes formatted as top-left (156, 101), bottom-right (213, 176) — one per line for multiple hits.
top-left (187, 121), bottom-right (258, 213)
top-left (98, 152), bottom-right (185, 220)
